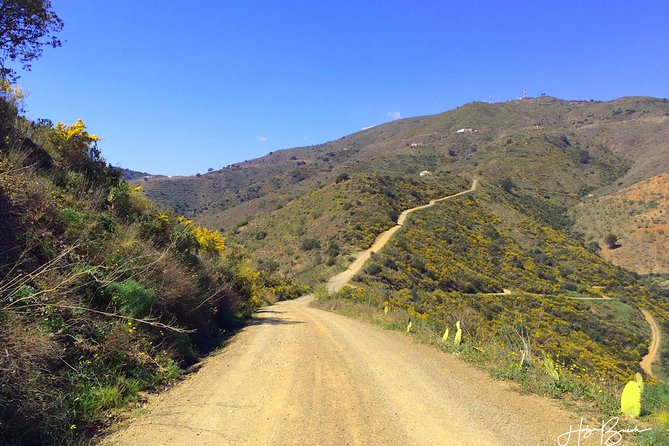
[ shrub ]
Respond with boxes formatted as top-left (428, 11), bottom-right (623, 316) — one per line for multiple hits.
top-left (604, 233), bottom-right (619, 249)
top-left (257, 259), bottom-right (279, 273)
top-left (58, 208), bottom-right (88, 232)
top-left (301, 238), bottom-right (320, 251)
top-left (108, 279), bottom-right (155, 318)
top-left (193, 225), bottom-right (225, 256)
top-left (49, 119), bottom-right (105, 178)
top-left (500, 178), bottom-right (516, 193)
top-left (108, 183), bottom-right (132, 219)
top-left (335, 173), bottom-right (350, 183)
top-left (364, 262), bottom-right (382, 275)
top-left (327, 242), bottom-right (340, 258)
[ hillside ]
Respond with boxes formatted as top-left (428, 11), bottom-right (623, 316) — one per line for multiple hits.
top-left (232, 172), bottom-right (468, 284)
top-left (130, 96), bottom-right (669, 443)
top-left (5, 87), bottom-right (669, 443)
top-left (571, 171), bottom-right (669, 274)
top-left (0, 93), bottom-right (306, 444)
top-left (332, 180), bottom-right (660, 382)
top-left (4, 1), bottom-right (669, 443)
top-left (116, 167), bottom-right (163, 181)
top-left (138, 96), bottom-right (669, 279)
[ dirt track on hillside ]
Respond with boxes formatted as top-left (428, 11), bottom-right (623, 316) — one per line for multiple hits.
top-left (640, 310), bottom-right (661, 378)
top-left (104, 296), bottom-right (594, 446)
top-left (104, 177), bottom-right (618, 445)
top-left (326, 179), bottom-right (479, 293)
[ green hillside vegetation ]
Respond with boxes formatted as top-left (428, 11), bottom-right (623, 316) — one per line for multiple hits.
top-left (0, 92), bottom-right (307, 444)
top-left (230, 172), bottom-right (468, 284)
top-left (139, 96), bottom-right (669, 279)
top-left (135, 95), bottom-right (669, 440)
top-left (216, 126), bottom-right (637, 285)
top-left (140, 97), bottom-right (669, 219)
top-left (330, 181), bottom-right (669, 386)
top-left (356, 182), bottom-right (634, 294)
top-left (137, 94), bottom-right (669, 384)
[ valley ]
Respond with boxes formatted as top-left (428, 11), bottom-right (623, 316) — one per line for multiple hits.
top-left (3, 92), bottom-right (669, 445)
top-left (2, 2), bottom-right (668, 444)
top-left (105, 174), bottom-right (660, 445)
top-left (129, 96), bottom-right (669, 444)
top-left (138, 96), bottom-right (669, 282)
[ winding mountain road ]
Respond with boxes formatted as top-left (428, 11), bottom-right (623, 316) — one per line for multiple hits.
top-left (103, 178), bottom-right (609, 445)
top-left (640, 310), bottom-right (661, 378)
top-left (326, 178), bottom-right (479, 293)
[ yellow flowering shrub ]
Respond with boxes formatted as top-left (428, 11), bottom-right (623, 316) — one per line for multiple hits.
top-left (193, 226), bottom-right (225, 256)
top-left (176, 216), bottom-right (225, 255)
top-left (336, 186), bottom-right (646, 384)
top-left (49, 118), bottom-right (104, 174)
top-left (53, 119), bottom-right (99, 143)
top-left (1, 80), bottom-right (24, 100)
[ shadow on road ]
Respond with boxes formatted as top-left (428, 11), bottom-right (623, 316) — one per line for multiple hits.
top-left (248, 314), bottom-right (305, 326)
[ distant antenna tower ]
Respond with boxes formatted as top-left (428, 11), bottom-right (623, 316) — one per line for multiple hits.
top-left (522, 88), bottom-right (528, 99)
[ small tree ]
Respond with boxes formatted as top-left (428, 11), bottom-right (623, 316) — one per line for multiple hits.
top-left (0, 0), bottom-right (64, 81)
top-left (335, 173), bottom-right (350, 183)
top-left (300, 238), bottom-right (320, 251)
top-left (500, 178), bottom-right (516, 193)
top-left (604, 233), bottom-right (619, 249)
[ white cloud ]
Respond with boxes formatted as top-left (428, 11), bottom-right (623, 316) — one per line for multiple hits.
top-left (256, 136), bottom-right (268, 143)
top-left (361, 125), bottom-right (376, 130)
top-left (387, 111), bottom-right (401, 120)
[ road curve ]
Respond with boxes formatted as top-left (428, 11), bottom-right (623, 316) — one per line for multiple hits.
top-left (326, 178), bottom-right (479, 293)
top-left (640, 310), bottom-right (661, 378)
top-left (104, 296), bottom-right (583, 446)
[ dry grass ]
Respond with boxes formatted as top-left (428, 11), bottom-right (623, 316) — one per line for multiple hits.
top-left (571, 172), bottom-right (669, 273)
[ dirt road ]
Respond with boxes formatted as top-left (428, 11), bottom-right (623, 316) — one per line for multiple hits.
top-left (640, 310), bottom-right (661, 378)
top-left (104, 176), bottom-right (612, 445)
top-left (326, 179), bottom-right (479, 293)
top-left (104, 296), bottom-right (586, 445)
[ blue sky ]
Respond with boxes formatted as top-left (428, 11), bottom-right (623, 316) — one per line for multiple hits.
top-left (14, 0), bottom-right (669, 176)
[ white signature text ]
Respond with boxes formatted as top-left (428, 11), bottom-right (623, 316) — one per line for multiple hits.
top-left (557, 417), bottom-right (652, 446)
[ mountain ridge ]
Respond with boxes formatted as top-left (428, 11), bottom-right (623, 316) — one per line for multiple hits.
top-left (137, 95), bottom-right (669, 278)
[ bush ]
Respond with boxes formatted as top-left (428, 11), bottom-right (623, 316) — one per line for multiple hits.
top-left (108, 279), bottom-right (155, 318)
top-left (58, 208), bottom-right (88, 233)
top-left (500, 178), bottom-right (516, 193)
top-left (108, 183), bottom-right (132, 219)
top-left (364, 262), bottom-right (382, 275)
top-left (604, 233), bottom-right (618, 249)
top-left (257, 259), bottom-right (279, 273)
top-left (335, 173), bottom-right (350, 183)
top-left (327, 242), bottom-right (340, 258)
top-left (301, 238), bottom-right (320, 251)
